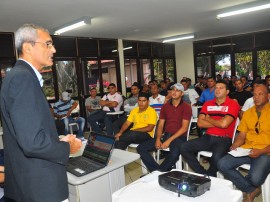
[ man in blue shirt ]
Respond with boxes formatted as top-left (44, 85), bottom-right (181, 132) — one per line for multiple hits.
top-left (198, 77), bottom-right (216, 104)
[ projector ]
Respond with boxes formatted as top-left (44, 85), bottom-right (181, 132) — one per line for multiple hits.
top-left (158, 171), bottom-right (211, 197)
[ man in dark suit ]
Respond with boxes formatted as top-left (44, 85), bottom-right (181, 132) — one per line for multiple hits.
top-left (0, 24), bottom-right (82, 202)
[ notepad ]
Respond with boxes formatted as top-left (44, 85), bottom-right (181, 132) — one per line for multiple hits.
top-left (228, 147), bottom-right (251, 157)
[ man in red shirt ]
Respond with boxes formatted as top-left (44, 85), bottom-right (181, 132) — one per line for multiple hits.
top-left (180, 80), bottom-right (240, 177)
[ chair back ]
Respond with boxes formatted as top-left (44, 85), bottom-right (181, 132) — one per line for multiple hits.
top-left (232, 118), bottom-right (240, 143)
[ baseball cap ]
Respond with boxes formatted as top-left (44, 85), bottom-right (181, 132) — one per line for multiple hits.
top-left (62, 91), bottom-right (70, 101)
top-left (170, 83), bottom-right (184, 91)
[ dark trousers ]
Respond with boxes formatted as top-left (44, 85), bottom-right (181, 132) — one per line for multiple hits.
top-left (112, 115), bottom-right (128, 134)
top-left (137, 133), bottom-right (186, 172)
top-left (180, 135), bottom-right (232, 177)
top-left (115, 130), bottom-right (151, 150)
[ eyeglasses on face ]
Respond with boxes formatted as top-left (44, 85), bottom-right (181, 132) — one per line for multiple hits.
top-left (29, 41), bottom-right (54, 49)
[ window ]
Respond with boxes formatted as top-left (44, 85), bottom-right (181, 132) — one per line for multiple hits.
top-left (215, 54), bottom-right (231, 78)
top-left (196, 56), bottom-right (211, 77)
top-left (101, 60), bottom-right (117, 93)
top-left (140, 59), bottom-right (151, 84)
top-left (41, 66), bottom-right (55, 100)
top-left (165, 59), bottom-right (175, 82)
top-left (257, 50), bottom-right (270, 78)
top-left (55, 60), bottom-right (78, 97)
top-left (124, 59), bottom-right (137, 88)
top-left (153, 59), bottom-right (163, 83)
top-left (82, 60), bottom-right (100, 94)
top-left (235, 52), bottom-right (252, 79)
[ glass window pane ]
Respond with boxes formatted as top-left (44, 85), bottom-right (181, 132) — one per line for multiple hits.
top-left (82, 60), bottom-right (100, 94)
top-left (153, 59), bottom-right (164, 83)
top-left (55, 60), bottom-right (78, 96)
top-left (41, 66), bottom-right (55, 100)
top-left (215, 54), bottom-right (231, 78)
top-left (165, 59), bottom-right (175, 82)
top-left (257, 50), bottom-right (270, 78)
top-left (235, 52), bottom-right (253, 80)
top-left (140, 59), bottom-right (151, 85)
top-left (124, 59), bottom-right (137, 88)
top-left (196, 56), bottom-right (211, 77)
top-left (101, 60), bottom-right (116, 93)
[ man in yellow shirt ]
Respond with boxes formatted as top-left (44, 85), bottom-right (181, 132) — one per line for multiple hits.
top-left (218, 83), bottom-right (270, 202)
top-left (114, 93), bottom-right (157, 150)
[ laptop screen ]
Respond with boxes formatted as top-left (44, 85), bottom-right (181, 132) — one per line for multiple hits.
top-left (82, 132), bottom-right (115, 165)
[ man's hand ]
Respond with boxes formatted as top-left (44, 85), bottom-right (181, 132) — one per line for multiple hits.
top-left (60, 134), bottom-right (82, 154)
top-left (230, 143), bottom-right (238, 151)
top-left (155, 139), bottom-right (162, 150)
top-left (115, 132), bottom-right (122, 141)
top-left (249, 149), bottom-right (262, 158)
top-left (161, 140), bottom-right (171, 149)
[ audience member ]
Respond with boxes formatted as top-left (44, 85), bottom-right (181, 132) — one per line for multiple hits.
top-left (85, 87), bottom-right (101, 115)
top-left (218, 84), bottom-right (270, 202)
top-left (159, 80), bottom-right (168, 96)
top-left (149, 83), bottom-right (165, 115)
top-left (228, 75), bottom-right (237, 93)
top-left (54, 92), bottom-right (86, 139)
top-left (241, 75), bottom-right (252, 91)
top-left (198, 77), bottom-right (216, 105)
top-left (49, 102), bottom-right (65, 135)
top-left (88, 83), bottom-right (123, 136)
top-left (114, 93), bottom-right (157, 150)
top-left (180, 80), bottom-right (240, 177)
top-left (141, 84), bottom-right (150, 94)
top-left (194, 75), bottom-right (206, 96)
top-left (181, 79), bottom-right (199, 105)
top-left (229, 79), bottom-right (253, 107)
top-left (137, 83), bottom-right (192, 172)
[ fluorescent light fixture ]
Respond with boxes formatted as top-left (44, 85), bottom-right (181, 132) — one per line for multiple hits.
top-left (162, 34), bottom-right (194, 43)
top-left (217, 3), bottom-right (270, 19)
top-left (54, 16), bottom-right (91, 35)
top-left (112, 46), bottom-right (132, 52)
top-left (211, 43), bottom-right (236, 48)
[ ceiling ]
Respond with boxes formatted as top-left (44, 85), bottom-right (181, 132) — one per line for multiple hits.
top-left (1, 0), bottom-right (270, 44)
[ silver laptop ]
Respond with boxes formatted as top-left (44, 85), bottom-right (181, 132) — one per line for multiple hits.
top-left (66, 132), bottom-right (115, 177)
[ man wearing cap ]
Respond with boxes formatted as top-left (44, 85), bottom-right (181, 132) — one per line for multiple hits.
top-left (54, 91), bottom-right (86, 139)
top-left (180, 80), bottom-right (240, 177)
top-left (88, 83), bottom-right (123, 136)
top-left (137, 83), bottom-right (192, 172)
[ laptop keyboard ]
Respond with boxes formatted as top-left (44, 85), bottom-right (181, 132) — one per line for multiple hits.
top-left (70, 158), bottom-right (100, 172)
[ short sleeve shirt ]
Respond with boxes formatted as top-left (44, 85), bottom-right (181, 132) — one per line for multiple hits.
top-left (200, 97), bottom-right (240, 138)
top-left (102, 92), bottom-right (123, 112)
top-left (127, 106), bottom-right (157, 137)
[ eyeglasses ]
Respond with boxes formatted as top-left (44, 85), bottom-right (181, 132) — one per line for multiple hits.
top-left (29, 41), bottom-right (54, 49)
top-left (255, 121), bottom-right (260, 134)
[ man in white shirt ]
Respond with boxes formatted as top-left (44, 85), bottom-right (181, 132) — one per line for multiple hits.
top-left (181, 79), bottom-right (199, 105)
top-left (149, 83), bottom-right (165, 115)
top-left (88, 83), bottom-right (123, 136)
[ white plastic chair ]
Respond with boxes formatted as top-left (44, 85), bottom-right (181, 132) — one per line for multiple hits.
top-left (238, 164), bottom-right (270, 202)
top-left (155, 117), bottom-right (195, 170)
top-left (197, 118), bottom-right (240, 163)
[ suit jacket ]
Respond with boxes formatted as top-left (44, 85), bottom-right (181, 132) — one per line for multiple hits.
top-left (0, 60), bottom-right (70, 202)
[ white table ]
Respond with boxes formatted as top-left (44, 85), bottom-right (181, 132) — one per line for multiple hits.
top-left (112, 170), bottom-right (243, 202)
top-left (68, 149), bottom-right (140, 202)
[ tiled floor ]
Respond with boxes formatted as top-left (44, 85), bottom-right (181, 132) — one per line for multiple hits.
top-left (124, 147), bottom-right (263, 202)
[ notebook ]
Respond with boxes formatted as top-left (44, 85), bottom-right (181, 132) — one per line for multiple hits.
top-left (66, 132), bottom-right (115, 177)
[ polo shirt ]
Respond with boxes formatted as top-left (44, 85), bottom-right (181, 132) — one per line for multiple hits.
top-left (199, 88), bottom-right (215, 104)
top-left (54, 99), bottom-right (75, 115)
top-left (229, 90), bottom-right (253, 106)
top-left (101, 92), bottom-right (123, 112)
top-left (238, 103), bottom-right (270, 150)
top-left (200, 96), bottom-right (240, 138)
top-left (159, 100), bottom-right (192, 134)
top-left (149, 94), bottom-right (165, 115)
top-left (127, 106), bottom-right (157, 137)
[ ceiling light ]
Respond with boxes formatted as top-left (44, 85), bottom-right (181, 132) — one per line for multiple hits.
top-left (112, 46), bottom-right (132, 52)
top-left (217, 3), bottom-right (270, 19)
top-left (162, 34), bottom-right (194, 43)
top-left (211, 43), bottom-right (236, 48)
top-left (54, 16), bottom-right (91, 35)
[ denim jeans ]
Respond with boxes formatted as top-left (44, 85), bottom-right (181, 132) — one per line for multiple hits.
top-left (115, 130), bottom-right (151, 150)
top-left (137, 133), bottom-right (186, 172)
top-left (218, 154), bottom-right (270, 193)
top-left (179, 135), bottom-right (232, 177)
top-left (87, 110), bottom-right (116, 136)
top-left (61, 116), bottom-right (85, 138)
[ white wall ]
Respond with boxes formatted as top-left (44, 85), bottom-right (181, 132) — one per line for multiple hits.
top-left (175, 41), bottom-right (195, 83)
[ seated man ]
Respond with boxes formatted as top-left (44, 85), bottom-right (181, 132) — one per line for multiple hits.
top-left (218, 84), bottom-right (270, 202)
top-left (53, 91), bottom-right (86, 139)
top-left (114, 93), bottom-right (157, 150)
top-left (113, 83), bottom-right (140, 135)
top-left (149, 83), bottom-right (165, 115)
top-left (88, 83), bottom-right (123, 136)
top-left (85, 87), bottom-right (101, 116)
top-left (180, 80), bottom-right (240, 177)
top-left (137, 83), bottom-right (192, 172)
